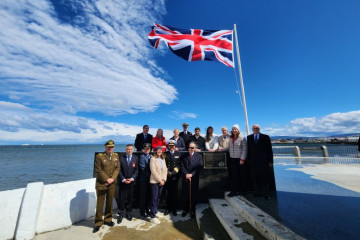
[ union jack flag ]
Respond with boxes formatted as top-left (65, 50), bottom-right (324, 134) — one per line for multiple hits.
top-left (148, 23), bottom-right (234, 68)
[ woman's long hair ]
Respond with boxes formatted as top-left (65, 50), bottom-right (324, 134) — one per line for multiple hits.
top-left (153, 150), bottom-right (165, 159)
top-left (230, 128), bottom-right (240, 139)
top-left (156, 128), bottom-right (163, 140)
top-left (205, 126), bottom-right (213, 142)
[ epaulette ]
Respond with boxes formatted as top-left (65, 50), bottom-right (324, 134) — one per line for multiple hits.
top-left (113, 152), bottom-right (119, 156)
top-left (97, 153), bottom-right (103, 156)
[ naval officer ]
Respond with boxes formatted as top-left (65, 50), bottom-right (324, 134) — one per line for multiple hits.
top-left (93, 140), bottom-right (120, 233)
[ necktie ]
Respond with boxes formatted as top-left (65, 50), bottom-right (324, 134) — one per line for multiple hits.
top-left (255, 135), bottom-right (258, 144)
top-left (127, 156), bottom-right (131, 166)
top-left (144, 134), bottom-right (147, 140)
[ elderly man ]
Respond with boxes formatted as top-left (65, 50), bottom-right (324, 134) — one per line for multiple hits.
top-left (247, 124), bottom-right (273, 200)
top-left (93, 140), bottom-right (120, 233)
top-left (134, 125), bottom-right (153, 152)
top-left (181, 142), bottom-right (203, 218)
top-left (218, 126), bottom-right (231, 151)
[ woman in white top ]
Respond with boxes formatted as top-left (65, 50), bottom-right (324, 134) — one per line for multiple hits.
top-left (205, 126), bottom-right (219, 152)
top-left (149, 146), bottom-right (168, 223)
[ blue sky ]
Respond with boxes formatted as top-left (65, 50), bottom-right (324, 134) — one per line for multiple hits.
top-left (0, 0), bottom-right (359, 144)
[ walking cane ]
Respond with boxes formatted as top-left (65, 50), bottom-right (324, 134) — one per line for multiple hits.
top-left (188, 178), bottom-right (192, 215)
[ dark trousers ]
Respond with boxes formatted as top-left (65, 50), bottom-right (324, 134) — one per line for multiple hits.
top-left (182, 177), bottom-right (199, 213)
top-left (139, 180), bottom-right (151, 215)
top-left (251, 163), bottom-right (270, 196)
top-left (95, 187), bottom-right (115, 226)
top-left (165, 177), bottom-right (179, 211)
top-left (229, 157), bottom-right (247, 192)
top-left (150, 183), bottom-right (163, 218)
top-left (118, 183), bottom-right (135, 216)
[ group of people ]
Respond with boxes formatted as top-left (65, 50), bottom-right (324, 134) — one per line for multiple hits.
top-left (93, 122), bottom-right (274, 233)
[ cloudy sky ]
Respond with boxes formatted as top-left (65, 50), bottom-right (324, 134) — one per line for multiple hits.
top-left (1, 0), bottom-right (360, 144)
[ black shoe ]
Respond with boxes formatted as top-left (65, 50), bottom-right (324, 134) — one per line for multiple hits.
top-left (93, 226), bottom-right (100, 233)
top-left (227, 191), bottom-right (237, 197)
top-left (164, 209), bottom-right (170, 216)
top-left (181, 211), bottom-right (188, 217)
top-left (117, 215), bottom-right (123, 224)
top-left (104, 221), bottom-right (115, 227)
top-left (191, 212), bottom-right (196, 219)
top-left (126, 213), bottom-right (133, 221)
top-left (172, 210), bottom-right (177, 216)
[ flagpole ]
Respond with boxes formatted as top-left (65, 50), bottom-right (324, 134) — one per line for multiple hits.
top-left (233, 24), bottom-right (250, 136)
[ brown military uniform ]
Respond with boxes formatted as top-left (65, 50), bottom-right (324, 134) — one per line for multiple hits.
top-left (94, 152), bottom-right (120, 226)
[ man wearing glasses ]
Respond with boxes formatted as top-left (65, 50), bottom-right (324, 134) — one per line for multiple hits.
top-left (247, 124), bottom-right (274, 200)
top-left (181, 142), bottom-right (204, 218)
top-left (93, 140), bottom-right (120, 233)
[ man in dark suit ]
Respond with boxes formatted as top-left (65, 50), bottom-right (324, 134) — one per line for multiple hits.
top-left (181, 142), bottom-right (203, 218)
top-left (164, 140), bottom-right (182, 216)
top-left (117, 144), bottom-right (138, 223)
top-left (247, 124), bottom-right (273, 200)
top-left (179, 123), bottom-right (192, 149)
top-left (134, 125), bottom-right (153, 152)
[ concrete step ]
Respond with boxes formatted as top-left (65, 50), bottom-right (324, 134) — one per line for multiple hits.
top-left (196, 204), bottom-right (232, 240)
top-left (224, 194), bottom-right (306, 240)
top-left (209, 199), bottom-right (266, 240)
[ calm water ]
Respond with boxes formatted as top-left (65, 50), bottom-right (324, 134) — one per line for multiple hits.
top-left (0, 144), bottom-right (126, 191)
top-left (0, 144), bottom-right (358, 191)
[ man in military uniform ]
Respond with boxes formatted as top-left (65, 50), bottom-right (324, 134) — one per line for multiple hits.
top-left (164, 140), bottom-right (182, 216)
top-left (138, 143), bottom-right (152, 217)
top-left (93, 140), bottom-right (120, 233)
top-left (179, 123), bottom-right (192, 149)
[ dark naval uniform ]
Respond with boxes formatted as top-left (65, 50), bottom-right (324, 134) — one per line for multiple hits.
top-left (138, 151), bottom-right (152, 216)
top-left (164, 150), bottom-right (182, 213)
top-left (181, 152), bottom-right (203, 215)
top-left (94, 152), bottom-right (120, 227)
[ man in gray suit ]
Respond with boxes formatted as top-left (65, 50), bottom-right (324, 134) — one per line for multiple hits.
top-left (218, 126), bottom-right (231, 151)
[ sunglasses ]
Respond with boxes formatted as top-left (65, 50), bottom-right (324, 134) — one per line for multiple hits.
top-left (107, 146), bottom-right (114, 148)
top-left (188, 147), bottom-right (195, 149)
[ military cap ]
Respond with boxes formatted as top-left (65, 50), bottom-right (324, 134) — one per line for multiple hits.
top-left (168, 139), bottom-right (177, 146)
top-left (104, 140), bottom-right (115, 147)
top-left (143, 143), bottom-right (151, 149)
top-left (182, 122), bottom-right (189, 126)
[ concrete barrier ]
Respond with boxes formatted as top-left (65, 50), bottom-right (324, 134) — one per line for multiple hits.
top-left (0, 178), bottom-right (119, 240)
top-left (15, 182), bottom-right (44, 240)
top-left (0, 188), bottom-right (25, 240)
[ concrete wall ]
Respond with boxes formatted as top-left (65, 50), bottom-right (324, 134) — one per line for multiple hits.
top-left (0, 178), bottom-right (118, 240)
top-left (0, 188), bottom-right (25, 240)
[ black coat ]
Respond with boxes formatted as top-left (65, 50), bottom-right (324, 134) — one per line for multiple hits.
top-left (181, 152), bottom-right (203, 182)
top-left (134, 133), bottom-right (153, 152)
top-left (247, 133), bottom-right (273, 165)
top-left (165, 151), bottom-right (182, 181)
top-left (179, 131), bottom-right (192, 148)
top-left (118, 154), bottom-right (138, 183)
top-left (189, 135), bottom-right (206, 151)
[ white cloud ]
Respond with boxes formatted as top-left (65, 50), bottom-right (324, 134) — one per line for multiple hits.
top-left (0, 0), bottom-right (176, 115)
top-left (169, 111), bottom-right (197, 119)
top-left (263, 110), bottom-right (360, 136)
top-left (0, 101), bottom-right (174, 144)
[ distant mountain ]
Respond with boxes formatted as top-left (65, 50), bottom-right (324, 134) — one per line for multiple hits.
top-left (271, 133), bottom-right (360, 139)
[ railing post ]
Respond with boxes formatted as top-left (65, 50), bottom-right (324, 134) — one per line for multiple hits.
top-left (294, 146), bottom-right (301, 157)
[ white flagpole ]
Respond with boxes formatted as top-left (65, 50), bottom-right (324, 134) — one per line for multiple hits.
top-left (233, 24), bottom-right (250, 136)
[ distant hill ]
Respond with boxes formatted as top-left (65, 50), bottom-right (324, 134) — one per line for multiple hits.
top-left (271, 133), bottom-right (360, 139)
